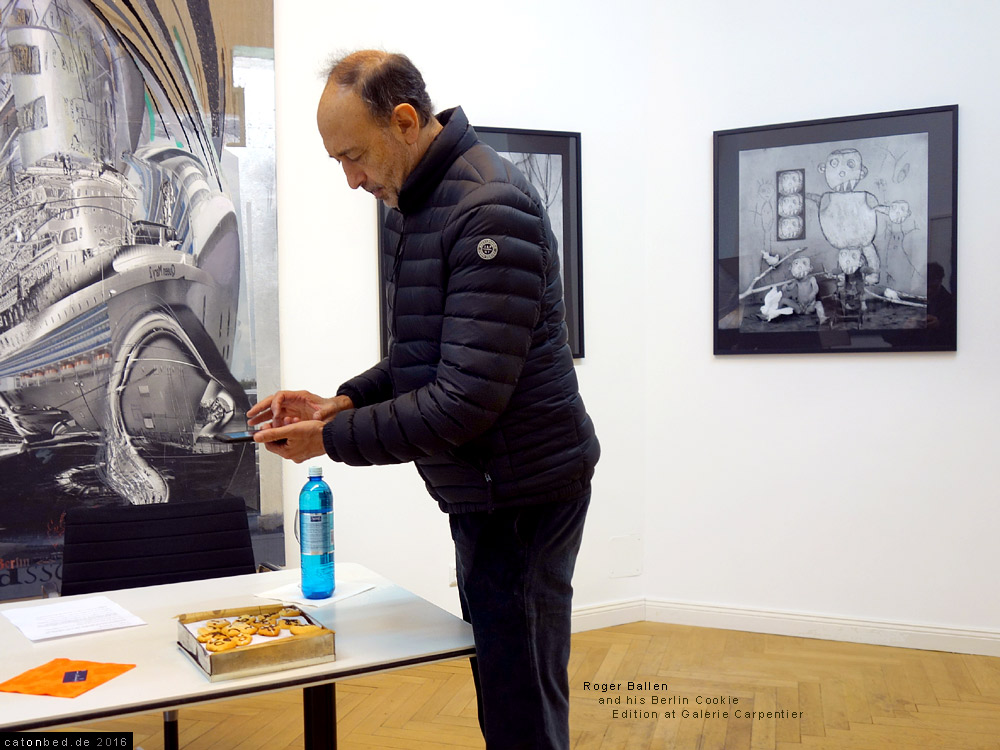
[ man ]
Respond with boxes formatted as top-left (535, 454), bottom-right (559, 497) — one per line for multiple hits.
top-left (248, 50), bottom-right (599, 749)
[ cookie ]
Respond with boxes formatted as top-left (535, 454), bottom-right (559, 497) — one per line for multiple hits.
top-left (205, 637), bottom-right (236, 652)
top-left (224, 622), bottom-right (258, 636)
top-left (289, 623), bottom-right (323, 636)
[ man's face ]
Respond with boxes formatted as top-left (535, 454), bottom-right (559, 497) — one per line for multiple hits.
top-left (316, 84), bottom-right (411, 208)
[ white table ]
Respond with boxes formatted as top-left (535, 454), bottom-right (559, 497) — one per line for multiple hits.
top-left (0, 563), bottom-right (475, 749)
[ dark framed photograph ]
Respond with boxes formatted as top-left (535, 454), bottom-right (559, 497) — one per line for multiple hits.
top-left (378, 126), bottom-right (584, 358)
top-left (714, 105), bottom-right (957, 354)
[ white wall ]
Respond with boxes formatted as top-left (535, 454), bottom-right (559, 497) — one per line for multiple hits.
top-left (273, 0), bottom-right (1000, 649)
top-left (641, 0), bottom-right (1000, 644)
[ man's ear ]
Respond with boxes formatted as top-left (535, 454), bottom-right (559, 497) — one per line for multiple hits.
top-left (392, 103), bottom-right (421, 145)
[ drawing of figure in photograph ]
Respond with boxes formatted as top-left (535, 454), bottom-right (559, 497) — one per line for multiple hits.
top-left (733, 132), bottom-right (929, 333)
top-left (805, 147), bottom-right (909, 286)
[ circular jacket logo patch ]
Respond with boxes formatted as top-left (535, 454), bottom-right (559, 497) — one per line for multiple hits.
top-left (477, 238), bottom-right (499, 260)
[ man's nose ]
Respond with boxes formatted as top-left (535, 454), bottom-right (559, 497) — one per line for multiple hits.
top-left (342, 162), bottom-right (365, 190)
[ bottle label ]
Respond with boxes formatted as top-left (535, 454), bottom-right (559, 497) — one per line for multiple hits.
top-left (300, 511), bottom-right (333, 555)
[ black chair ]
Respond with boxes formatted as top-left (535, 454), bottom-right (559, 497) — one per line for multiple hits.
top-left (61, 496), bottom-right (258, 750)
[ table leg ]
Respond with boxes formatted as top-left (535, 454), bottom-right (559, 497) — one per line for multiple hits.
top-left (303, 683), bottom-right (337, 750)
top-left (163, 710), bottom-right (179, 750)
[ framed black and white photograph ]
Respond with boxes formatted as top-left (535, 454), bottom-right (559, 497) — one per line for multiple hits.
top-left (714, 105), bottom-right (958, 355)
top-left (378, 126), bottom-right (584, 358)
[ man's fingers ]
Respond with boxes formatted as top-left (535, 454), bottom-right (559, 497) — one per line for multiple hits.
top-left (246, 396), bottom-right (274, 419)
top-left (247, 410), bottom-right (272, 427)
top-left (253, 424), bottom-right (288, 443)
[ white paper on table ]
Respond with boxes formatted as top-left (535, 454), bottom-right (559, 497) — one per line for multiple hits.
top-left (2, 596), bottom-right (146, 642)
top-left (254, 580), bottom-right (375, 609)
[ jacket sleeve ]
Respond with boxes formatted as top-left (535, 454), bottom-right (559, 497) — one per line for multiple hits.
top-left (322, 179), bottom-right (548, 466)
top-left (336, 358), bottom-right (392, 408)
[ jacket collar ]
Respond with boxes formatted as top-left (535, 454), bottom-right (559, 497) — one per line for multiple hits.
top-left (397, 106), bottom-right (478, 215)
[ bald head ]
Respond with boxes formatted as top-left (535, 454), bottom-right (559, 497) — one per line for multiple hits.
top-left (325, 50), bottom-right (434, 127)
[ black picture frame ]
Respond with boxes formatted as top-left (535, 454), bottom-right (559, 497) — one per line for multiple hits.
top-left (377, 126), bottom-right (584, 358)
top-left (714, 105), bottom-right (958, 355)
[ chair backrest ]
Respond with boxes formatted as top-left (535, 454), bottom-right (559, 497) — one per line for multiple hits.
top-left (60, 497), bottom-right (256, 596)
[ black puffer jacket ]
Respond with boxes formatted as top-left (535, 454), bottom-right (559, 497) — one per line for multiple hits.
top-left (322, 107), bottom-right (599, 513)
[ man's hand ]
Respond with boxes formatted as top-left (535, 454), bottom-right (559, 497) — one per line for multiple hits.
top-left (248, 391), bottom-right (353, 428)
top-left (253, 420), bottom-right (327, 463)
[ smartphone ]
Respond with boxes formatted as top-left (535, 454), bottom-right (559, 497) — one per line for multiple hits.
top-left (214, 431), bottom-right (257, 443)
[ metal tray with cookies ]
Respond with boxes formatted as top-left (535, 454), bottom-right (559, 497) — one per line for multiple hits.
top-left (176, 604), bottom-right (335, 681)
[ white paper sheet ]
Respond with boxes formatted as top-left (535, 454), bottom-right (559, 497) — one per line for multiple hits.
top-left (254, 580), bottom-right (375, 609)
top-left (2, 596), bottom-right (146, 642)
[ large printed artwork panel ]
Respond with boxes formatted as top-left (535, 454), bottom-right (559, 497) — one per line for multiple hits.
top-left (0, 0), bottom-right (282, 599)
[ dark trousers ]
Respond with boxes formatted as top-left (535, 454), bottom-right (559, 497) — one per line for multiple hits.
top-left (449, 493), bottom-right (591, 750)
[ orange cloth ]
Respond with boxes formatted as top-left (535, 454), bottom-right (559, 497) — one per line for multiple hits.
top-left (0, 658), bottom-right (135, 698)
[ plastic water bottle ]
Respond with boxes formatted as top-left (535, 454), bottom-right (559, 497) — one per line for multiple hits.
top-left (299, 466), bottom-right (334, 599)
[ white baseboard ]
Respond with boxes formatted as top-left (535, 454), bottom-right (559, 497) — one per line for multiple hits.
top-left (571, 598), bottom-right (645, 633)
top-left (572, 598), bottom-right (1000, 657)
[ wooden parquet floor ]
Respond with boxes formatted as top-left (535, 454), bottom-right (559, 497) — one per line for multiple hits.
top-left (51, 621), bottom-right (1000, 749)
